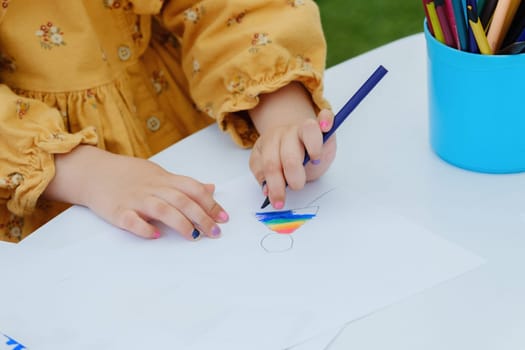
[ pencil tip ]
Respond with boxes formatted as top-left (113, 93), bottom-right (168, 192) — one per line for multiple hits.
top-left (260, 197), bottom-right (270, 209)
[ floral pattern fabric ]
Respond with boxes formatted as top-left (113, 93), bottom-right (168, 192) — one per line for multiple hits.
top-left (0, 0), bottom-right (329, 242)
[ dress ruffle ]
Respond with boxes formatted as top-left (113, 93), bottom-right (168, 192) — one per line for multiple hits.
top-left (6, 127), bottom-right (98, 217)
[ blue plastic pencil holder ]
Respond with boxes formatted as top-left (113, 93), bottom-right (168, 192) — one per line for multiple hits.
top-left (424, 21), bottom-right (525, 173)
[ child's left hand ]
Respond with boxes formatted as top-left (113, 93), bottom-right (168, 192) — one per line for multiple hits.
top-left (248, 82), bottom-right (337, 209)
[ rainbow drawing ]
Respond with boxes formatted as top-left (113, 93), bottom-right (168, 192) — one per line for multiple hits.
top-left (255, 207), bottom-right (318, 234)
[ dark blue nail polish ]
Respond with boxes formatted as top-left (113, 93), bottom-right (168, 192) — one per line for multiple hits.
top-left (261, 180), bottom-right (267, 189)
top-left (311, 159), bottom-right (321, 165)
top-left (192, 229), bottom-right (200, 240)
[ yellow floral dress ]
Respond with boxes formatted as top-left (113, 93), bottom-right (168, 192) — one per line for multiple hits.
top-left (0, 0), bottom-right (329, 243)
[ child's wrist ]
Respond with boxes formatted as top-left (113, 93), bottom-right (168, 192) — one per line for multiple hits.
top-left (248, 82), bottom-right (316, 134)
top-left (44, 145), bottom-right (104, 207)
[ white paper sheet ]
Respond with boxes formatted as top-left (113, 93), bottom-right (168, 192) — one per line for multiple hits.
top-left (0, 241), bottom-right (14, 252)
top-left (0, 175), bottom-right (484, 350)
top-left (287, 327), bottom-right (343, 350)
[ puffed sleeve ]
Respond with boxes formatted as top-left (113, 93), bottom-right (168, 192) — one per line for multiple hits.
top-left (0, 85), bottom-right (98, 216)
top-left (160, 0), bottom-right (331, 148)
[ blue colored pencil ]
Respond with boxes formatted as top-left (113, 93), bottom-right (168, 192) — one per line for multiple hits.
top-left (452, 0), bottom-right (470, 51)
top-left (466, 0), bottom-right (481, 52)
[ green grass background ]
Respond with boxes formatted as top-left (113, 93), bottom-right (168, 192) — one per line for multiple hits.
top-left (317, 1), bottom-right (424, 67)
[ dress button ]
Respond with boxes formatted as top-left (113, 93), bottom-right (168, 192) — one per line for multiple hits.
top-left (146, 116), bottom-right (161, 131)
top-left (117, 45), bottom-right (132, 61)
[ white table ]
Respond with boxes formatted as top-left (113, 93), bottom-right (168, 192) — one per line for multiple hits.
top-left (14, 33), bottom-right (525, 349)
top-left (323, 33), bottom-right (525, 349)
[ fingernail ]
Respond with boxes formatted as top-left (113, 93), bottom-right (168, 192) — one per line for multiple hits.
top-left (310, 159), bottom-right (321, 165)
top-left (192, 229), bottom-right (201, 240)
top-left (152, 231), bottom-right (161, 239)
top-left (211, 225), bottom-right (221, 237)
top-left (320, 120), bottom-right (329, 129)
top-left (218, 211), bottom-right (229, 222)
top-left (273, 201), bottom-right (284, 210)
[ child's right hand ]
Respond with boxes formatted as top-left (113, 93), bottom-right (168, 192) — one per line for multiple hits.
top-left (44, 145), bottom-right (229, 240)
top-left (248, 82), bottom-right (337, 209)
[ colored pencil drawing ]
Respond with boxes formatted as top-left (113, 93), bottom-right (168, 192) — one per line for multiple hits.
top-left (254, 188), bottom-right (336, 253)
top-left (255, 207), bottom-right (319, 253)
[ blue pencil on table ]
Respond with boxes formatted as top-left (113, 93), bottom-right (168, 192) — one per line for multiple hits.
top-left (260, 65), bottom-right (389, 209)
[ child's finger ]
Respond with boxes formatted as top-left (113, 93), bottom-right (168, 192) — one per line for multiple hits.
top-left (151, 182), bottom-right (225, 238)
top-left (260, 136), bottom-right (287, 210)
top-left (318, 109), bottom-right (334, 132)
top-left (116, 209), bottom-right (161, 240)
top-left (139, 195), bottom-right (203, 240)
top-left (204, 183), bottom-right (216, 194)
top-left (202, 183), bottom-right (230, 224)
top-left (266, 177), bottom-right (286, 209)
top-left (300, 118), bottom-right (323, 166)
top-left (166, 176), bottom-right (229, 224)
top-left (280, 132), bottom-right (307, 190)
